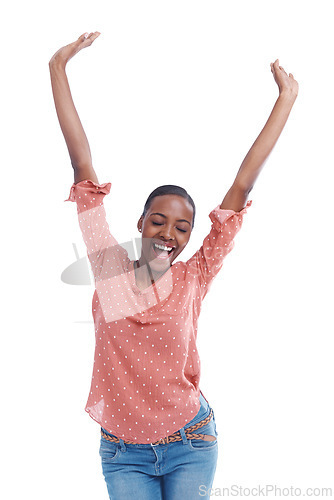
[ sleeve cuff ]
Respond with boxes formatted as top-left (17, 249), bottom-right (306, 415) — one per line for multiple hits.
top-left (209, 199), bottom-right (252, 232)
top-left (64, 179), bottom-right (112, 202)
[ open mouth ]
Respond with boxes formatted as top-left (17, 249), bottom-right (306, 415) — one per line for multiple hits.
top-left (152, 242), bottom-right (176, 260)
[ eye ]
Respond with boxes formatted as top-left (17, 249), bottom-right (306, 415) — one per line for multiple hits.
top-left (152, 221), bottom-right (187, 232)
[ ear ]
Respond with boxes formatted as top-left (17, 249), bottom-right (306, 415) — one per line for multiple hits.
top-left (137, 216), bottom-right (143, 233)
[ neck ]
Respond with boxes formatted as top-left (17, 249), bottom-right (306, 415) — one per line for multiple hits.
top-left (135, 258), bottom-right (164, 286)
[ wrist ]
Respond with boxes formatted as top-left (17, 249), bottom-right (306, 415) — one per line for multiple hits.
top-left (278, 89), bottom-right (298, 104)
top-left (49, 57), bottom-right (67, 72)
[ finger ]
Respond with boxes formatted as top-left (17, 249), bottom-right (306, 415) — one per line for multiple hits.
top-left (280, 65), bottom-right (288, 76)
top-left (85, 31), bottom-right (101, 44)
top-left (79, 32), bottom-right (89, 42)
top-left (289, 73), bottom-right (294, 78)
top-left (87, 31), bottom-right (101, 39)
top-left (78, 31), bottom-right (100, 44)
top-left (271, 61), bottom-right (277, 72)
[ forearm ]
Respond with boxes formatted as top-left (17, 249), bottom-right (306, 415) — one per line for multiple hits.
top-left (49, 61), bottom-right (92, 169)
top-left (234, 90), bottom-right (297, 192)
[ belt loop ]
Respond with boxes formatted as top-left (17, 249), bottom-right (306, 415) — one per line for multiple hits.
top-left (118, 438), bottom-right (126, 452)
top-left (179, 426), bottom-right (188, 445)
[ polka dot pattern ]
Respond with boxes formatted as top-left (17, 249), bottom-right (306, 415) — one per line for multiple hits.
top-left (65, 179), bottom-right (252, 443)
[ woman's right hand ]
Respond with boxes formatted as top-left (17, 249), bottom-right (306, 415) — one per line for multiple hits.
top-left (270, 59), bottom-right (298, 99)
top-left (49, 32), bottom-right (101, 68)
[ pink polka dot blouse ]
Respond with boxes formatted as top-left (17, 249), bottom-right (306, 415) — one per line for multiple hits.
top-left (64, 179), bottom-right (252, 443)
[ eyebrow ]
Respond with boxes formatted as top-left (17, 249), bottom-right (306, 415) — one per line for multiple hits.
top-left (149, 212), bottom-right (191, 226)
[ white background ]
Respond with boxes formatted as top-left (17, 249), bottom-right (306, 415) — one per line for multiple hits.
top-left (2, 0), bottom-right (334, 498)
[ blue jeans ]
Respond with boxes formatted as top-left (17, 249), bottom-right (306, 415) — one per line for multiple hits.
top-left (99, 393), bottom-right (218, 499)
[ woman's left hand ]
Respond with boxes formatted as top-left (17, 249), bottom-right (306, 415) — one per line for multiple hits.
top-left (270, 59), bottom-right (299, 99)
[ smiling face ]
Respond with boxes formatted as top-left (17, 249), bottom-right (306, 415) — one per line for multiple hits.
top-left (137, 194), bottom-right (194, 274)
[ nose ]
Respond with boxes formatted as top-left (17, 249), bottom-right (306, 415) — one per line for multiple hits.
top-left (157, 225), bottom-right (175, 241)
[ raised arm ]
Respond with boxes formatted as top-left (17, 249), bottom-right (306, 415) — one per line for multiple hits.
top-left (49, 32), bottom-right (101, 184)
top-left (221, 59), bottom-right (299, 212)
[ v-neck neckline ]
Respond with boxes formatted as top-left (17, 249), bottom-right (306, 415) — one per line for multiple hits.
top-left (132, 260), bottom-right (173, 294)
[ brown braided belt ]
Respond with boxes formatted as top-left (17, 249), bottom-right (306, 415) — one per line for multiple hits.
top-left (101, 408), bottom-right (216, 445)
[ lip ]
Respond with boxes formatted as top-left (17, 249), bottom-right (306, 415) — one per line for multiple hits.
top-left (152, 239), bottom-right (176, 249)
top-left (151, 241), bottom-right (177, 260)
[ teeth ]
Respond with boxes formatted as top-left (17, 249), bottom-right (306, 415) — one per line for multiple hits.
top-left (154, 243), bottom-right (173, 252)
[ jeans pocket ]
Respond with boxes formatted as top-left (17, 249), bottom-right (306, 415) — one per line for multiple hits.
top-left (212, 408), bottom-right (219, 437)
top-left (188, 420), bottom-right (218, 450)
top-left (99, 441), bottom-right (120, 462)
top-left (99, 431), bottom-right (121, 462)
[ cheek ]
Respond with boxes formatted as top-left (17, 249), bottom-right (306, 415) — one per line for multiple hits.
top-left (141, 233), bottom-right (154, 252)
top-left (178, 238), bottom-right (189, 252)
top-left (142, 236), bottom-right (151, 247)
top-left (182, 232), bottom-right (191, 243)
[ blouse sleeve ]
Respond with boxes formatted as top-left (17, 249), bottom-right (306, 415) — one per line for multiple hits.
top-left (64, 179), bottom-right (130, 285)
top-left (185, 200), bottom-right (252, 300)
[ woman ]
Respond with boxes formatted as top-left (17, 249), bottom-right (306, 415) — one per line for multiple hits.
top-left (49, 32), bottom-right (298, 499)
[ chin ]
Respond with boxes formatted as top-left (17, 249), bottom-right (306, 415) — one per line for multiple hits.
top-left (147, 256), bottom-right (173, 272)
